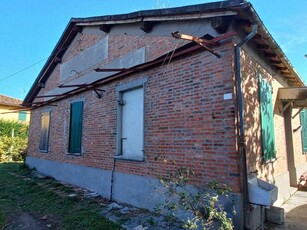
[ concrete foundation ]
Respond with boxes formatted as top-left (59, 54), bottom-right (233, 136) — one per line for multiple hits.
top-left (26, 156), bottom-right (242, 228)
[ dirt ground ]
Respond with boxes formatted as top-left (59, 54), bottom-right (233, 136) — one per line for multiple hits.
top-left (3, 212), bottom-right (60, 230)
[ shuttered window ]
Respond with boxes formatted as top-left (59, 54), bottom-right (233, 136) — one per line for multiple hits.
top-left (116, 78), bottom-right (147, 161)
top-left (300, 109), bottom-right (307, 153)
top-left (259, 77), bottom-right (276, 161)
top-left (68, 101), bottom-right (83, 154)
top-left (39, 111), bottom-right (51, 152)
top-left (121, 87), bottom-right (144, 157)
top-left (18, 111), bottom-right (27, 121)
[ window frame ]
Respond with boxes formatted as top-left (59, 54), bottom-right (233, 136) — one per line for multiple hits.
top-left (115, 78), bottom-right (147, 161)
top-left (39, 110), bottom-right (51, 153)
top-left (68, 100), bottom-right (84, 155)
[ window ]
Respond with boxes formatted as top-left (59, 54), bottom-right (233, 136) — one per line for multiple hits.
top-left (39, 111), bottom-right (51, 152)
top-left (300, 109), bottom-right (307, 153)
top-left (18, 111), bottom-right (27, 121)
top-left (259, 77), bottom-right (276, 161)
top-left (116, 78), bottom-right (147, 160)
top-left (68, 101), bottom-right (84, 154)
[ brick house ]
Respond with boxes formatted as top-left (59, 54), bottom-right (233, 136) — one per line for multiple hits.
top-left (23, 0), bottom-right (307, 228)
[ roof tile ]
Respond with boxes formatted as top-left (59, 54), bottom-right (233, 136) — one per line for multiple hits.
top-left (0, 94), bottom-right (22, 106)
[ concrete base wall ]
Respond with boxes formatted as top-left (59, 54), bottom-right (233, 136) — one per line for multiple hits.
top-left (296, 163), bottom-right (307, 181)
top-left (26, 156), bottom-right (112, 198)
top-left (273, 162), bottom-right (307, 207)
top-left (26, 156), bottom-right (243, 228)
top-left (26, 156), bottom-right (164, 209)
top-left (273, 171), bottom-right (292, 206)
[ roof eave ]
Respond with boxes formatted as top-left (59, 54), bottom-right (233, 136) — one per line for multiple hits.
top-left (244, 3), bottom-right (304, 86)
top-left (72, 0), bottom-right (244, 23)
top-left (23, 20), bottom-right (79, 106)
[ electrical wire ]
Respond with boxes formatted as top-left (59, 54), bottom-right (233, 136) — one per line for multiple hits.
top-left (0, 57), bottom-right (48, 82)
top-left (0, 38), bottom-right (75, 83)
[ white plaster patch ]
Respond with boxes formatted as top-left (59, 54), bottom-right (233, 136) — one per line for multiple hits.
top-left (60, 36), bottom-right (109, 81)
top-left (223, 93), bottom-right (232, 100)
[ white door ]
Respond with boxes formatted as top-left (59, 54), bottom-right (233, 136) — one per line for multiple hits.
top-left (122, 87), bottom-right (144, 157)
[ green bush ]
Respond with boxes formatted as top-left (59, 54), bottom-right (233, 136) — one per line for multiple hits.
top-left (0, 119), bottom-right (28, 162)
top-left (0, 119), bottom-right (29, 138)
top-left (156, 159), bottom-right (236, 230)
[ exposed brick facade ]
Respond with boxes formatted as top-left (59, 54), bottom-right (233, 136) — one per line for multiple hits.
top-left (28, 31), bottom-right (241, 192)
top-left (27, 22), bottom-right (307, 209)
top-left (25, 4), bottom-right (307, 229)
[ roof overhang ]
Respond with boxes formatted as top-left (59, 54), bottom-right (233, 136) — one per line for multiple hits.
top-left (278, 87), bottom-right (307, 117)
top-left (0, 103), bottom-right (22, 107)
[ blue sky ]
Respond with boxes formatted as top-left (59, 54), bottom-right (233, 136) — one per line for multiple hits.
top-left (0, 0), bottom-right (306, 100)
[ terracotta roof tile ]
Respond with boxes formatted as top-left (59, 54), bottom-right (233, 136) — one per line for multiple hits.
top-left (0, 94), bottom-right (23, 106)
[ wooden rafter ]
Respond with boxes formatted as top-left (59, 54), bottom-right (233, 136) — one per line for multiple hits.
top-left (171, 32), bottom-right (219, 57)
top-left (171, 31), bottom-right (237, 58)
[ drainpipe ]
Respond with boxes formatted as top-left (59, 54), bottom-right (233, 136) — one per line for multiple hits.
top-left (110, 158), bottom-right (117, 201)
top-left (234, 23), bottom-right (257, 228)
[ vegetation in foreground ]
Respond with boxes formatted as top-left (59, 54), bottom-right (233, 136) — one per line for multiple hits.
top-left (0, 119), bottom-right (28, 162)
top-left (155, 158), bottom-right (235, 230)
top-left (0, 162), bottom-right (119, 229)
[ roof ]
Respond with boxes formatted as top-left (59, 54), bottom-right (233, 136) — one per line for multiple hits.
top-left (278, 87), bottom-right (307, 109)
top-left (23, 0), bottom-right (305, 106)
top-left (0, 94), bottom-right (23, 107)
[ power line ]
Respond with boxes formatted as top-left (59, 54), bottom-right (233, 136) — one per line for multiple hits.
top-left (0, 42), bottom-right (71, 83)
top-left (0, 57), bottom-right (48, 82)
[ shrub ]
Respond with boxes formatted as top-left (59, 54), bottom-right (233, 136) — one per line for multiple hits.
top-left (0, 119), bottom-right (28, 162)
top-left (0, 119), bottom-right (29, 138)
top-left (156, 160), bottom-right (236, 230)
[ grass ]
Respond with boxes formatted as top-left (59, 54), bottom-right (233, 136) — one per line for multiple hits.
top-left (0, 162), bottom-right (120, 229)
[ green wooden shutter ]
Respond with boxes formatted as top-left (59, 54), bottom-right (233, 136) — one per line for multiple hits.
top-left (300, 109), bottom-right (307, 153)
top-left (39, 111), bottom-right (50, 152)
top-left (68, 101), bottom-right (84, 153)
top-left (18, 111), bottom-right (27, 121)
top-left (259, 78), bottom-right (276, 161)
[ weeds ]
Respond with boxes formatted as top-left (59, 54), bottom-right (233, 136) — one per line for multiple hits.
top-left (156, 160), bottom-right (235, 230)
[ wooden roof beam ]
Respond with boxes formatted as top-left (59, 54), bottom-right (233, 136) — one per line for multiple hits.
top-left (140, 21), bottom-right (155, 33)
top-left (264, 52), bottom-right (276, 58)
top-left (280, 71), bottom-right (291, 76)
top-left (237, 20), bottom-right (251, 28)
top-left (99, 24), bottom-right (112, 33)
top-left (271, 60), bottom-right (282, 65)
top-left (276, 66), bottom-right (288, 71)
top-left (172, 31), bottom-right (221, 57)
top-left (256, 44), bottom-right (269, 50)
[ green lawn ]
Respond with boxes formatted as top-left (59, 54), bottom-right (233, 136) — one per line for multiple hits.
top-left (0, 162), bottom-right (119, 229)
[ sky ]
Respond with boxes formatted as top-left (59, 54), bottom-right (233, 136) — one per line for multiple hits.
top-left (0, 0), bottom-right (306, 100)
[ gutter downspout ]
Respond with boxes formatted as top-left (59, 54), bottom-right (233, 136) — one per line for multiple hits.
top-left (234, 23), bottom-right (257, 229)
top-left (110, 158), bottom-right (117, 201)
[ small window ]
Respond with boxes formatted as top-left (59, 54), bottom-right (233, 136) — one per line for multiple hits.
top-left (300, 109), bottom-right (307, 153)
top-left (259, 77), bottom-right (276, 161)
top-left (68, 101), bottom-right (84, 154)
top-left (39, 111), bottom-right (51, 152)
top-left (116, 78), bottom-right (147, 161)
top-left (18, 111), bottom-right (27, 121)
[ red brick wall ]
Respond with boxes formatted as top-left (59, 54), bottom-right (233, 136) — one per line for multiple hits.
top-left (28, 32), bottom-right (240, 192)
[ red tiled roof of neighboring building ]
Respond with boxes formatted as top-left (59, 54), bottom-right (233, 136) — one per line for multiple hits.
top-left (0, 94), bottom-right (23, 107)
